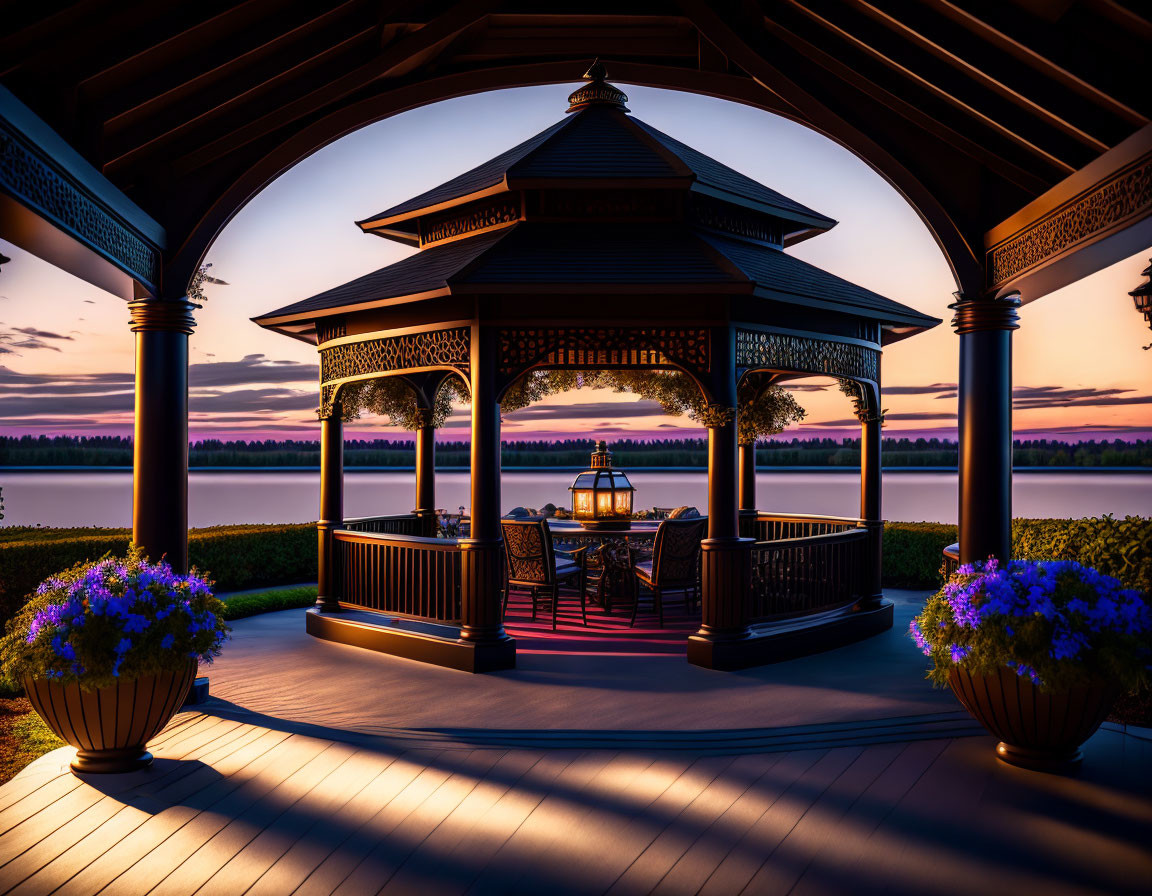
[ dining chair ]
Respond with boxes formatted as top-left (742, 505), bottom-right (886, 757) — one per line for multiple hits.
top-left (501, 518), bottom-right (588, 630)
top-left (631, 518), bottom-right (706, 627)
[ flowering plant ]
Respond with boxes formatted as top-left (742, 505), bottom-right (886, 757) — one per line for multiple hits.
top-left (1, 550), bottom-right (229, 690)
top-left (910, 559), bottom-right (1151, 691)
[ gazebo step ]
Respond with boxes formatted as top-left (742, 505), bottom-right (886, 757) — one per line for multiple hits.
top-left (305, 608), bottom-right (516, 673)
top-left (687, 599), bottom-right (894, 670)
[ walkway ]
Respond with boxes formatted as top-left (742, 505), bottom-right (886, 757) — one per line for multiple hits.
top-left (1, 592), bottom-right (1149, 894)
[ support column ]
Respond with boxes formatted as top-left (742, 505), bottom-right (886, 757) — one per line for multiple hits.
top-left (738, 442), bottom-right (758, 539)
top-left (952, 293), bottom-right (1020, 564)
top-left (459, 325), bottom-right (514, 667)
top-left (129, 298), bottom-right (195, 573)
top-left (859, 392), bottom-right (884, 605)
top-left (316, 405), bottom-right (343, 612)
top-left (413, 412), bottom-right (436, 535)
top-left (689, 327), bottom-right (754, 669)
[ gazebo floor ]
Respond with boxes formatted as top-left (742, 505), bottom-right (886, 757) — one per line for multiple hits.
top-left (1, 591), bottom-right (1149, 894)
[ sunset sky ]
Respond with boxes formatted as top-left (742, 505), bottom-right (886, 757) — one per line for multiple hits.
top-left (2, 84), bottom-right (1150, 444)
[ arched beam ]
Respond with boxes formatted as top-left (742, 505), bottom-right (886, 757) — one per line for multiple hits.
top-left (165, 58), bottom-right (977, 299)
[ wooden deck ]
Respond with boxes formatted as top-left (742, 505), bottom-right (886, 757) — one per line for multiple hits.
top-left (1, 709), bottom-right (1149, 895)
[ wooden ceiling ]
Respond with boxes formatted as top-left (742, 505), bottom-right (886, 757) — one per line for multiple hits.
top-left (2, 0), bottom-right (1147, 292)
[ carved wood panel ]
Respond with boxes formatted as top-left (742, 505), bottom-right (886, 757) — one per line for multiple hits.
top-left (498, 327), bottom-right (710, 379)
top-left (318, 327), bottom-right (470, 417)
top-left (736, 329), bottom-right (879, 382)
top-left (988, 158), bottom-right (1152, 288)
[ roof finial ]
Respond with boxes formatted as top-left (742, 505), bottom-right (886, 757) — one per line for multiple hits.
top-left (566, 58), bottom-right (629, 113)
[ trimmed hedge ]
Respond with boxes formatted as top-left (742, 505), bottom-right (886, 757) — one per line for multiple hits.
top-left (0, 524), bottom-right (316, 623)
top-left (882, 522), bottom-right (957, 589)
top-left (882, 515), bottom-right (1152, 592)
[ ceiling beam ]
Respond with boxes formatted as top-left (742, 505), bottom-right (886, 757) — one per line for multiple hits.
top-left (762, 17), bottom-right (1051, 194)
top-left (676, 0), bottom-right (984, 293)
top-left (834, 0), bottom-right (1108, 153)
top-left (99, 2), bottom-right (370, 138)
top-left (778, 1), bottom-right (1076, 175)
top-left (921, 0), bottom-right (1147, 127)
top-left (108, 0), bottom-right (500, 177)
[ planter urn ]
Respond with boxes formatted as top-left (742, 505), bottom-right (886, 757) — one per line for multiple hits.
top-left (24, 661), bottom-right (197, 774)
top-left (948, 666), bottom-right (1117, 772)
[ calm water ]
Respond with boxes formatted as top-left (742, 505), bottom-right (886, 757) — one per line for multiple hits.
top-left (1, 469), bottom-right (1149, 527)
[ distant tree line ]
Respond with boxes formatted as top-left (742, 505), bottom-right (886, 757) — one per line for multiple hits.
top-left (2, 435), bottom-right (1150, 468)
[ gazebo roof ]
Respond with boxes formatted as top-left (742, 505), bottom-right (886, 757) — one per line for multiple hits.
top-left (356, 107), bottom-right (836, 239)
top-left (255, 223), bottom-right (937, 335)
top-left (255, 66), bottom-right (940, 344)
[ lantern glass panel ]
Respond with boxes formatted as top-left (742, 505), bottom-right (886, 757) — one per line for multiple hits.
top-left (614, 490), bottom-right (632, 515)
top-left (573, 490), bottom-right (592, 515)
top-left (596, 489), bottom-right (614, 515)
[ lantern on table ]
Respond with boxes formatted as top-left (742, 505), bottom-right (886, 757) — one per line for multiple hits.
top-left (569, 441), bottom-right (634, 530)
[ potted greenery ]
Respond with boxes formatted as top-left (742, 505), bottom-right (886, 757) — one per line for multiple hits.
top-left (1, 549), bottom-right (229, 774)
top-left (910, 558), bottom-right (1151, 771)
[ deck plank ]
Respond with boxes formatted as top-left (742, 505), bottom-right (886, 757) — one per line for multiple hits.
top-left (379, 748), bottom-right (545, 895)
top-left (245, 750), bottom-right (434, 896)
top-left (7, 725), bottom-right (278, 896)
top-left (604, 752), bottom-right (751, 895)
top-left (740, 741), bottom-right (906, 893)
top-left (648, 750), bottom-right (823, 895)
top-left (426, 752), bottom-right (586, 895)
top-left (331, 749), bottom-right (509, 895)
top-left (462, 750), bottom-right (623, 894)
top-left (61, 732), bottom-right (329, 896)
top-left (789, 738), bottom-right (950, 896)
top-left (292, 750), bottom-right (460, 896)
top-left (148, 740), bottom-right (358, 896)
top-left (695, 747), bottom-right (862, 895)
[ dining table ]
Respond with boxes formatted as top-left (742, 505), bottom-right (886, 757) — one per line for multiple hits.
top-left (545, 519), bottom-right (665, 612)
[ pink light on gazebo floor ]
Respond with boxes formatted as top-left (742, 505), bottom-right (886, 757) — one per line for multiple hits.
top-left (502, 597), bottom-right (697, 656)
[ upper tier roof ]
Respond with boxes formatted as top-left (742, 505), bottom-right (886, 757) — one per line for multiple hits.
top-left (357, 105), bottom-right (836, 234)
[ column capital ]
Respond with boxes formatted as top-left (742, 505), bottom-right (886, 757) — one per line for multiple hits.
top-left (699, 404), bottom-right (736, 429)
top-left (949, 292), bottom-right (1021, 334)
top-left (128, 298), bottom-right (197, 334)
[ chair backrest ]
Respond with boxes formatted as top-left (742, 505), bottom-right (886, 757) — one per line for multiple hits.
top-left (501, 518), bottom-right (557, 586)
top-left (650, 518), bottom-right (705, 586)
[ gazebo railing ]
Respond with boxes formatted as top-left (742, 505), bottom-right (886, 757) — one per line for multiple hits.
top-left (942, 542), bottom-right (961, 578)
top-left (745, 512), bottom-right (862, 542)
top-left (342, 513), bottom-right (432, 537)
top-left (333, 529), bottom-right (462, 623)
top-left (749, 525), bottom-right (870, 620)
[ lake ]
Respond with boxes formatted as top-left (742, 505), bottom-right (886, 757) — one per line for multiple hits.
top-left (1, 469), bottom-right (1148, 528)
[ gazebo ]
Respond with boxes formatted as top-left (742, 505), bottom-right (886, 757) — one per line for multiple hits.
top-left (254, 64), bottom-right (939, 673)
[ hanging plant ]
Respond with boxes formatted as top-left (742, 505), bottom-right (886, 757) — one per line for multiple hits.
top-left (338, 375), bottom-right (468, 429)
top-left (501, 368), bottom-right (806, 441)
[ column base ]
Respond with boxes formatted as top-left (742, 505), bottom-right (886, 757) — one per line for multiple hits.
top-left (688, 599), bottom-right (893, 670)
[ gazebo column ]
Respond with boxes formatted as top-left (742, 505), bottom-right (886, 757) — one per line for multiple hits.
top-left (689, 328), bottom-right (754, 670)
top-left (738, 442), bottom-right (758, 539)
top-left (858, 384), bottom-right (884, 605)
top-left (316, 404), bottom-right (343, 612)
top-left (129, 298), bottom-right (196, 573)
top-left (459, 325), bottom-right (515, 670)
top-left (413, 410), bottom-right (436, 536)
top-left (952, 293), bottom-right (1021, 564)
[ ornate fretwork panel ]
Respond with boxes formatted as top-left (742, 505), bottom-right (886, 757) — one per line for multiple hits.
top-left (688, 195), bottom-right (782, 246)
top-left (498, 327), bottom-right (710, 378)
top-left (420, 197), bottom-right (521, 246)
top-left (318, 327), bottom-right (470, 417)
top-left (736, 329), bottom-right (879, 382)
top-left (0, 128), bottom-right (161, 288)
top-left (315, 317), bottom-right (347, 344)
top-left (988, 159), bottom-right (1152, 288)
